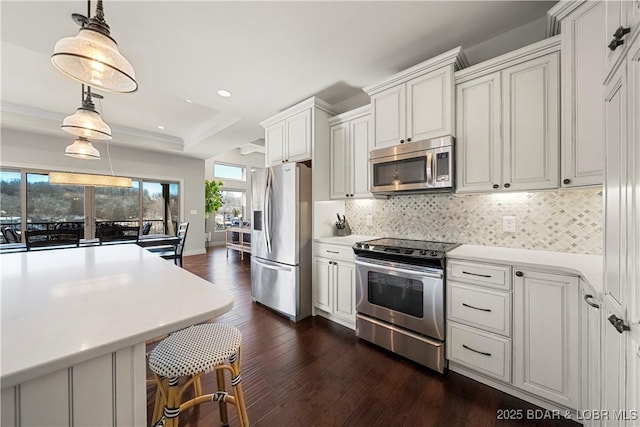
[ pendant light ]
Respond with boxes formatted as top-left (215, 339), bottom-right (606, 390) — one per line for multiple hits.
top-left (51, 0), bottom-right (137, 93)
top-left (65, 137), bottom-right (101, 160)
top-left (61, 85), bottom-right (112, 140)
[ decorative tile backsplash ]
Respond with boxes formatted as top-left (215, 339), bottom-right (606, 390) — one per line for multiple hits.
top-left (345, 188), bottom-right (603, 255)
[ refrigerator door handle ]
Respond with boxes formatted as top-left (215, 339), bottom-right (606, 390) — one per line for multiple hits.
top-left (264, 168), bottom-right (272, 253)
top-left (253, 257), bottom-right (292, 272)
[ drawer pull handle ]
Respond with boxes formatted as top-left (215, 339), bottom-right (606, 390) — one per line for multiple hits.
top-left (326, 250), bottom-right (340, 254)
top-left (462, 303), bottom-right (492, 312)
top-left (583, 294), bottom-right (600, 309)
top-left (462, 271), bottom-right (491, 278)
top-left (462, 344), bottom-right (491, 357)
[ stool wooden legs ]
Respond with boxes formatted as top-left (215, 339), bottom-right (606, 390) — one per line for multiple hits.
top-left (151, 349), bottom-right (249, 427)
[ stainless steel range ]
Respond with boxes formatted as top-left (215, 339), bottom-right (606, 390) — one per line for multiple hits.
top-left (353, 238), bottom-right (460, 373)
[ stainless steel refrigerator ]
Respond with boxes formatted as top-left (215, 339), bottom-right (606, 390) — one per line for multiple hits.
top-left (251, 162), bottom-right (312, 321)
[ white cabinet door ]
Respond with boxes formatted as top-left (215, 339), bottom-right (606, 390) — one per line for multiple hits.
top-left (351, 114), bottom-right (371, 198)
top-left (406, 67), bottom-right (452, 142)
top-left (605, 0), bottom-right (627, 75)
top-left (601, 306), bottom-right (627, 427)
top-left (502, 53), bottom-right (559, 192)
top-left (513, 269), bottom-right (579, 409)
top-left (330, 122), bottom-right (351, 199)
top-left (455, 72), bottom-right (502, 193)
top-left (604, 65), bottom-right (627, 313)
top-left (265, 120), bottom-right (285, 166)
top-left (333, 261), bottom-right (355, 323)
top-left (371, 84), bottom-right (405, 149)
top-left (313, 257), bottom-right (332, 313)
top-left (561, 2), bottom-right (606, 187)
top-left (286, 108), bottom-right (312, 162)
top-left (580, 286), bottom-right (602, 427)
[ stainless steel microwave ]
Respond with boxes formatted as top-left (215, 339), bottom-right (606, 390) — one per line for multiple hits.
top-left (369, 136), bottom-right (454, 195)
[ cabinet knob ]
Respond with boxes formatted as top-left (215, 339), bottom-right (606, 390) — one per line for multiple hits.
top-left (492, 184), bottom-right (499, 189)
top-left (504, 183), bottom-right (511, 188)
top-left (515, 271), bottom-right (523, 277)
top-left (613, 26), bottom-right (631, 39)
top-left (400, 139), bottom-right (405, 144)
top-left (563, 178), bottom-right (571, 185)
top-left (608, 314), bottom-right (630, 333)
top-left (609, 38), bottom-right (624, 51)
top-left (407, 138), bottom-right (412, 142)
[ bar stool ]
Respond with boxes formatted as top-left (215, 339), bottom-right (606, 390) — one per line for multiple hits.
top-left (148, 323), bottom-right (249, 427)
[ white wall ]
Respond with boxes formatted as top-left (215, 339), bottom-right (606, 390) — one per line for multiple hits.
top-left (204, 148), bottom-right (264, 245)
top-left (0, 128), bottom-right (207, 256)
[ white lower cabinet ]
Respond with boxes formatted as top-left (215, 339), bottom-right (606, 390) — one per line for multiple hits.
top-left (580, 282), bottom-right (603, 427)
top-left (313, 243), bottom-right (356, 329)
top-left (447, 258), bottom-right (581, 413)
top-left (513, 269), bottom-right (579, 410)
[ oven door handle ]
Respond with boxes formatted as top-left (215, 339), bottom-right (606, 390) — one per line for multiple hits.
top-left (355, 259), bottom-right (443, 279)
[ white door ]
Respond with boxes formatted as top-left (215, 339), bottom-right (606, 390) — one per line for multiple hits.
top-left (286, 108), bottom-right (312, 162)
top-left (513, 269), bottom-right (579, 409)
top-left (330, 122), bottom-right (351, 199)
top-left (351, 114), bottom-right (371, 198)
top-left (502, 53), bottom-right (559, 192)
top-left (265, 121), bottom-right (285, 166)
top-left (333, 261), bottom-right (355, 323)
top-left (406, 67), bottom-right (452, 142)
top-left (455, 72), bottom-right (502, 193)
top-left (313, 257), bottom-right (332, 313)
top-left (561, 1), bottom-right (606, 187)
top-left (371, 85), bottom-right (405, 149)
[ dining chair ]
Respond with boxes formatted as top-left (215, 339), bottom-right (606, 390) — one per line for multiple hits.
top-left (97, 225), bottom-right (140, 245)
top-left (24, 229), bottom-right (81, 250)
top-left (155, 222), bottom-right (189, 267)
top-left (2, 227), bottom-right (20, 243)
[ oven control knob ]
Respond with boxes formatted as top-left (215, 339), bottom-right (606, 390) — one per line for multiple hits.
top-left (430, 251), bottom-right (438, 257)
top-left (419, 250), bottom-right (427, 255)
top-left (356, 243), bottom-right (362, 248)
top-left (363, 244), bottom-right (370, 249)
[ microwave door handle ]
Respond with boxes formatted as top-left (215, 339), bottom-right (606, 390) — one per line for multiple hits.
top-left (426, 150), bottom-right (433, 187)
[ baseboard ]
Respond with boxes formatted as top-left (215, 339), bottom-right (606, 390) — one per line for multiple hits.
top-left (184, 248), bottom-right (206, 256)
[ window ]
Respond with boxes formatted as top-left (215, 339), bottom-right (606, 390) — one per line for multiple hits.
top-left (214, 162), bottom-right (245, 181)
top-left (142, 181), bottom-right (180, 235)
top-left (95, 181), bottom-right (141, 231)
top-left (214, 190), bottom-right (246, 231)
top-left (26, 173), bottom-right (85, 237)
top-left (0, 170), bottom-right (21, 242)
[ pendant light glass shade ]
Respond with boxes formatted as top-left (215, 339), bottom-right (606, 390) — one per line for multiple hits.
top-left (61, 104), bottom-right (112, 140)
top-left (65, 137), bottom-right (101, 160)
top-left (51, 1), bottom-right (137, 93)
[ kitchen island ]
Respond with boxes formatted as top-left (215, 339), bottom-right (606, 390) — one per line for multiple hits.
top-left (0, 244), bottom-right (234, 427)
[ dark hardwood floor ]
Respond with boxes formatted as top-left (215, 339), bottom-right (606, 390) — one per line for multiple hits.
top-left (147, 247), bottom-right (579, 427)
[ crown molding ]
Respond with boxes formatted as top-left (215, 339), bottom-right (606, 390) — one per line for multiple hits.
top-left (328, 104), bottom-right (370, 126)
top-left (546, 0), bottom-right (588, 37)
top-left (259, 96), bottom-right (342, 128)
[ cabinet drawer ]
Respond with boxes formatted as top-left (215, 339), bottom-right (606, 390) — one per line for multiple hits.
top-left (447, 282), bottom-right (511, 336)
top-left (447, 260), bottom-right (511, 290)
top-left (447, 322), bottom-right (511, 382)
top-left (314, 243), bottom-right (354, 261)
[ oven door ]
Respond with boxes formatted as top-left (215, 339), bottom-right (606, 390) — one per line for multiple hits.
top-left (355, 256), bottom-right (444, 340)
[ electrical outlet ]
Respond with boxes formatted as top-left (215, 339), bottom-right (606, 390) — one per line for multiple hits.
top-left (190, 209), bottom-right (197, 215)
top-left (502, 216), bottom-right (516, 232)
top-left (366, 214), bottom-right (373, 226)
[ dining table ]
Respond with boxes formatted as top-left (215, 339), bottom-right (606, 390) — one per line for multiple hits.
top-left (0, 244), bottom-right (234, 427)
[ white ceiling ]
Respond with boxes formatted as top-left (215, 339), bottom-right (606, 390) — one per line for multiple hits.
top-left (1, 1), bottom-right (556, 160)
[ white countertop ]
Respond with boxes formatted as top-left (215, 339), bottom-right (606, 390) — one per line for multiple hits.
top-left (314, 235), bottom-right (379, 247)
top-left (0, 244), bottom-right (234, 387)
top-left (447, 244), bottom-right (603, 295)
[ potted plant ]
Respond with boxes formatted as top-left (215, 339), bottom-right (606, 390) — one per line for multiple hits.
top-left (205, 180), bottom-right (223, 244)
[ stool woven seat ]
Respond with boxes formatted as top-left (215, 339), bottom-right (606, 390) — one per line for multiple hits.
top-left (148, 323), bottom-right (249, 427)
top-left (149, 324), bottom-right (241, 377)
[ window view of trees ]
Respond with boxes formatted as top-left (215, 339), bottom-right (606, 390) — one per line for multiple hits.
top-left (1, 170), bottom-right (21, 242)
top-left (95, 182), bottom-right (141, 226)
top-left (215, 190), bottom-right (246, 231)
top-left (26, 173), bottom-right (85, 235)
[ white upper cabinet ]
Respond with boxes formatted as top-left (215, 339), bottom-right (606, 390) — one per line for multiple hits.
top-left (549, 1), bottom-right (606, 188)
top-left (604, 0), bottom-right (640, 78)
top-left (328, 106), bottom-right (371, 199)
top-left (261, 97), bottom-right (341, 168)
top-left (365, 47), bottom-right (465, 150)
top-left (455, 37), bottom-right (560, 193)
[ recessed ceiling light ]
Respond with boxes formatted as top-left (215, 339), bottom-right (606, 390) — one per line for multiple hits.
top-left (185, 99), bottom-right (193, 103)
top-left (217, 89), bottom-right (232, 98)
top-left (158, 125), bottom-right (165, 130)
